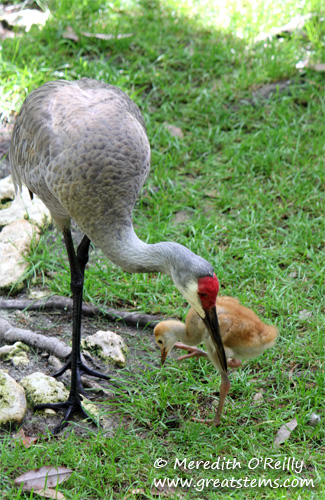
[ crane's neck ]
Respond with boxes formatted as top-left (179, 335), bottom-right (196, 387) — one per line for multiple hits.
top-left (87, 223), bottom-right (213, 318)
top-left (99, 225), bottom-right (185, 276)
top-left (204, 337), bottom-right (226, 372)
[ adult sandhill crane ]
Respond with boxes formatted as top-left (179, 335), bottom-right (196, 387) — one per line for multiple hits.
top-left (154, 296), bottom-right (278, 425)
top-left (10, 78), bottom-right (228, 433)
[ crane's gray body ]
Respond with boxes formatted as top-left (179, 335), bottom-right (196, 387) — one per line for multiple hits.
top-left (10, 79), bottom-right (214, 291)
top-left (10, 79), bottom-right (149, 242)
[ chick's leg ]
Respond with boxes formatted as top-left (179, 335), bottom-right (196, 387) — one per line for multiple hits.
top-left (228, 358), bottom-right (242, 368)
top-left (174, 344), bottom-right (242, 369)
top-left (174, 342), bottom-right (209, 361)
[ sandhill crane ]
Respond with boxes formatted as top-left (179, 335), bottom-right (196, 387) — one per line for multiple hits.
top-left (154, 296), bottom-right (278, 425)
top-left (10, 78), bottom-right (228, 433)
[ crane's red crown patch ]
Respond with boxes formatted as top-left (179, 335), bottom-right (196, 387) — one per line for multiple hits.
top-left (197, 274), bottom-right (219, 310)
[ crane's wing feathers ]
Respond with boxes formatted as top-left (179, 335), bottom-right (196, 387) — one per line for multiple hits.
top-left (10, 79), bottom-right (150, 232)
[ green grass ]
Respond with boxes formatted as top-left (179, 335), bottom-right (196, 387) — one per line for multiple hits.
top-left (1, 0), bottom-right (324, 498)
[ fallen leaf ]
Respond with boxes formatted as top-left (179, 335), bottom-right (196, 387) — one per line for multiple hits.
top-left (14, 466), bottom-right (73, 491)
top-left (173, 210), bottom-right (191, 224)
top-left (298, 309), bottom-right (312, 320)
top-left (123, 488), bottom-right (145, 499)
top-left (312, 63), bottom-right (325, 72)
top-left (288, 363), bottom-right (299, 378)
top-left (34, 488), bottom-right (66, 500)
top-left (13, 428), bottom-right (26, 440)
top-left (62, 26), bottom-right (79, 42)
top-left (150, 490), bottom-right (172, 497)
top-left (274, 417), bottom-right (298, 445)
top-left (123, 486), bottom-right (178, 499)
top-left (205, 190), bottom-right (219, 199)
top-left (255, 13), bottom-right (313, 42)
top-left (271, 14), bottom-right (313, 34)
top-left (13, 428), bottom-right (38, 448)
top-left (164, 123), bottom-right (184, 138)
top-left (81, 32), bottom-right (133, 41)
top-left (151, 485), bottom-right (177, 496)
top-left (253, 392), bottom-right (264, 404)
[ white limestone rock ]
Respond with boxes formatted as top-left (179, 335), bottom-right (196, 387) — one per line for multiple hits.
top-left (0, 219), bottom-right (40, 292)
top-left (0, 341), bottom-right (30, 366)
top-left (0, 175), bottom-right (51, 227)
top-left (0, 8), bottom-right (50, 33)
top-left (308, 412), bottom-right (321, 427)
top-left (0, 175), bottom-right (15, 201)
top-left (81, 398), bottom-right (113, 431)
top-left (81, 330), bottom-right (128, 368)
top-left (0, 370), bottom-right (27, 424)
top-left (20, 372), bottom-right (69, 415)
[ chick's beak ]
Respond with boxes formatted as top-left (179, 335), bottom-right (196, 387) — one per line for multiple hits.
top-left (202, 305), bottom-right (228, 373)
top-left (161, 348), bottom-right (168, 366)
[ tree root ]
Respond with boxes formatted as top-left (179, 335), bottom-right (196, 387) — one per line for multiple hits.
top-left (0, 315), bottom-right (71, 359)
top-left (0, 295), bottom-right (162, 328)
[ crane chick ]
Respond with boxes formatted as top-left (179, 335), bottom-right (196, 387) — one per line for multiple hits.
top-left (154, 296), bottom-right (278, 425)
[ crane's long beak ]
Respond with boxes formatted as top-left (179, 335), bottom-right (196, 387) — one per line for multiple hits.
top-left (202, 306), bottom-right (228, 373)
top-left (161, 348), bottom-right (168, 366)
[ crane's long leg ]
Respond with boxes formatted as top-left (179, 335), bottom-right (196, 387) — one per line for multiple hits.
top-left (192, 372), bottom-right (231, 427)
top-left (51, 234), bottom-right (111, 393)
top-left (34, 230), bottom-right (110, 433)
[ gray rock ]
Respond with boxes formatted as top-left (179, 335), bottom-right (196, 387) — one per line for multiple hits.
top-left (0, 370), bottom-right (27, 424)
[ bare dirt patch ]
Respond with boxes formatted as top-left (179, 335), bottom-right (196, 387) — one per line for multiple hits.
top-left (0, 298), bottom-right (161, 437)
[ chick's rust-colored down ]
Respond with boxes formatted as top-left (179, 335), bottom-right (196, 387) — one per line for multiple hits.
top-left (186, 296), bottom-right (278, 364)
top-left (154, 296), bottom-right (278, 425)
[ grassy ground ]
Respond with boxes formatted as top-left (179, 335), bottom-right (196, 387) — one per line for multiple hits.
top-left (1, 0), bottom-right (324, 498)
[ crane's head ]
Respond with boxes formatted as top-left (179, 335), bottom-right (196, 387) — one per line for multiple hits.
top-left (153, 320), bottom-right (185, 365)
top-left (172, 269), bottom-right (227, 374)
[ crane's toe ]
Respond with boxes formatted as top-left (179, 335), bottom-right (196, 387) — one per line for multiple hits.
top-left (52, 358), bottom-right (111, 395)
top-left (36, 359), bottom-right (112, 432)
top-left (34, 399), bottom-right (95, 434)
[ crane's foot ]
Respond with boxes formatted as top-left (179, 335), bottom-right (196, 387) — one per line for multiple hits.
top-left (34, 398), bottom-right (95, 434)
top-left (52, 359), bottom-right (111, 396)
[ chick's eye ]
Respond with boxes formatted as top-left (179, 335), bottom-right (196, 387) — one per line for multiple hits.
top-left (157, 340), bottom-right (163, 344)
